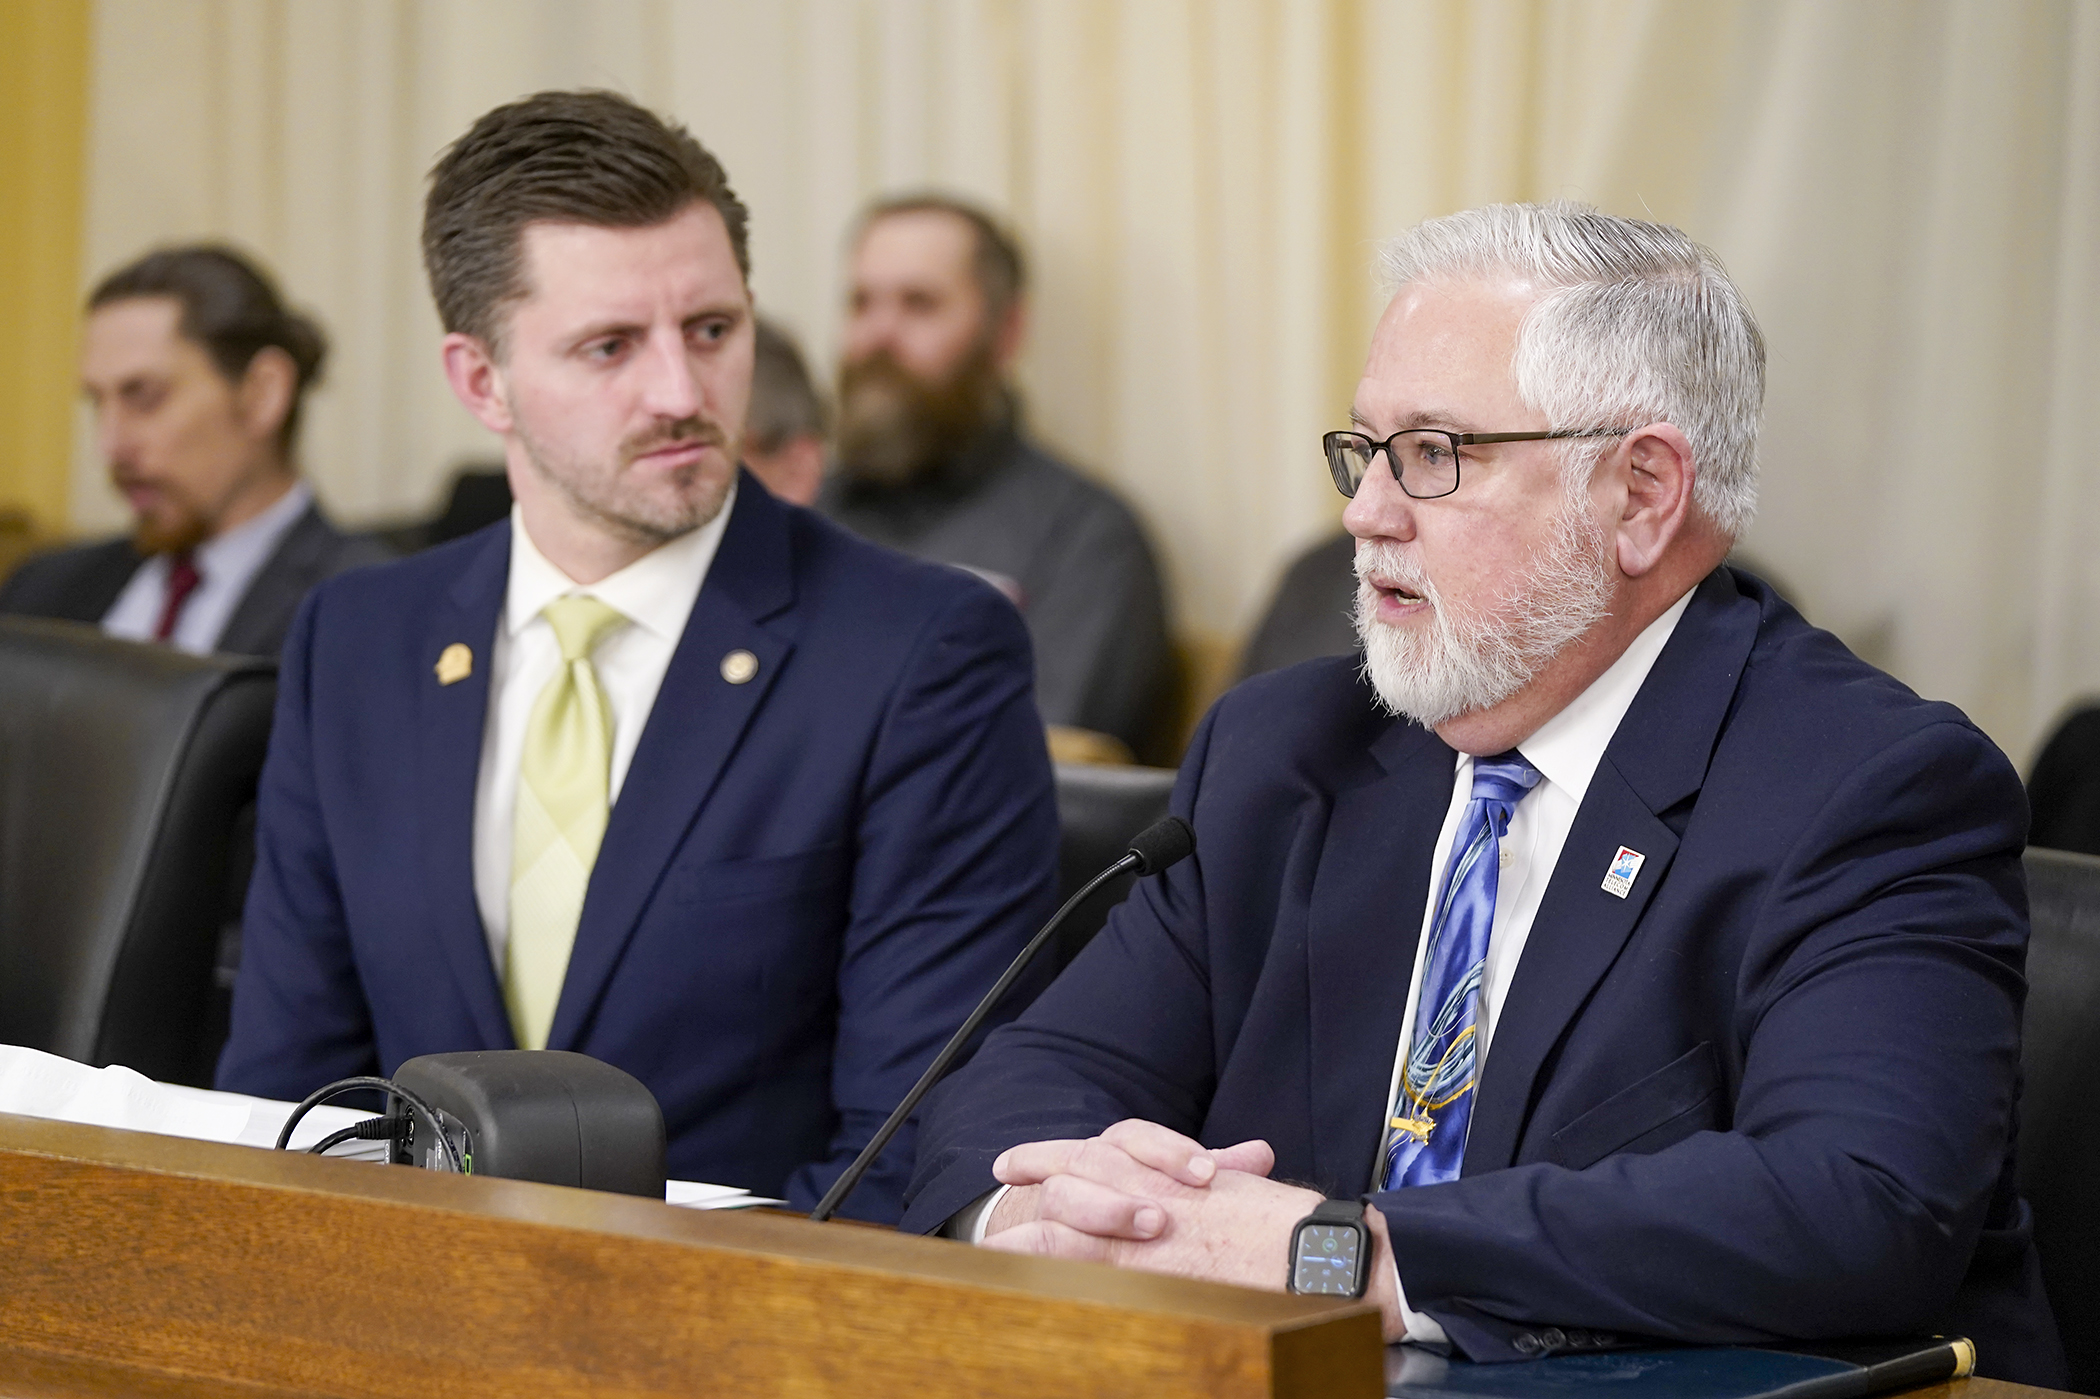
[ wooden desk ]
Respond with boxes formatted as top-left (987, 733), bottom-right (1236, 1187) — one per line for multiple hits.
top-left (0, 1113), bottom-right (1377, 1397)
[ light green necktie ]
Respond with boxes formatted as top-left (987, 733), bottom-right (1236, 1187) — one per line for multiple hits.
top-left (505, 594), bottom-right (629, 1050)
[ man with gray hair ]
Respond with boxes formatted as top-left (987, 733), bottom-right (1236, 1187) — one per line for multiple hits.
top-left (901, 203), bottom-right (2061, 1382)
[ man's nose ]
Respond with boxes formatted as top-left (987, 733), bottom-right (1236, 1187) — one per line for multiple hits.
top-left (1342, 450), bottom-right (1418, 543)
top-left (639, 330), bottom-right (704, 419)
top-left (95, 406), bottom-right (132, 466)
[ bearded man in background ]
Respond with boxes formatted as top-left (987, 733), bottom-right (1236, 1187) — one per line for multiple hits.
top-left (817, 196), bottom-right (1172, 761)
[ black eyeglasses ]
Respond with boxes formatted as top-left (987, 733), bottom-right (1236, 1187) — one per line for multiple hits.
top-left (1322, 427), bottom-right (1630, 499)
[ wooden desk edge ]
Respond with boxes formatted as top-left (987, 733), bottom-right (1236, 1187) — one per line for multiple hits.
top-left (0, 1114), bottom-right (1381, 1399)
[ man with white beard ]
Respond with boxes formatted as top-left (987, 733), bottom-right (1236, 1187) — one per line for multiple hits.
top-left (899, 202), bottom-right (2064, 1385)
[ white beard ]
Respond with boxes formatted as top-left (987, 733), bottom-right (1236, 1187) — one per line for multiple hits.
top-left (1353, 501), bottom-right (1615, 728)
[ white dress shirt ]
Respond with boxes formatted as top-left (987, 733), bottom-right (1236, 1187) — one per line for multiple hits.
top-left (1383, 585), bottom-right (1693, 1343)
top-left (470, 486), bottom-right (734, 968)
top-left (101, 479), bottom-right (314, 654)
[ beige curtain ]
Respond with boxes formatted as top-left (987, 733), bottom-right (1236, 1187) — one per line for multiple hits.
top-left (78, 0), bottom-right (2099, 760)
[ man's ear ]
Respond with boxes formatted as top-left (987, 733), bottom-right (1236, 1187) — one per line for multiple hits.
top-left (441, 332), bottom-right (514, 435)
top-left (237, 346), bottom-right (298, 448)
top-left (1611, 422), bottom-right (1697, 578)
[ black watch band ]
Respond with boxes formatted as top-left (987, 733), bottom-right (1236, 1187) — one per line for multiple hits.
top-left (1305, 1199), bottom-right (1367, 1226)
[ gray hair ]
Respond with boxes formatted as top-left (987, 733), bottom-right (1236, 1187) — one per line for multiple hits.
top-left (1377, 202), bottom-right (1764, 536)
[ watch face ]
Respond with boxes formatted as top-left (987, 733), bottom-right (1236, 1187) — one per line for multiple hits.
top-left (1291, 1222), bottom-right (1363, 1295)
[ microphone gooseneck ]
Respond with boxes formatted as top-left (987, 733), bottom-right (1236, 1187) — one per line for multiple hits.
top-left (809, 814), bottom-right (1197, 1223)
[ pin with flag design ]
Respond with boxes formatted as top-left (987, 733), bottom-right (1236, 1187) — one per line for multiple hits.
top-left (1601, 846), bottom-right (1645, 899)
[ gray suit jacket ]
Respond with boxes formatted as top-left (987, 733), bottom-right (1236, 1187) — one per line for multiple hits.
top-left (0, 501), bottom-right (391, 658)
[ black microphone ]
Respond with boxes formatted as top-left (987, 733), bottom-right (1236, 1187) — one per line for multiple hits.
top-left (809, 814), bottom-right (1196, 1222)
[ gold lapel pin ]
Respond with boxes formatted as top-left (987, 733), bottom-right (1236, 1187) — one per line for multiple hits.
top-left (720, 649), bottom-right (759, 685)
top-left (435, 643), bottom-right (473, 686)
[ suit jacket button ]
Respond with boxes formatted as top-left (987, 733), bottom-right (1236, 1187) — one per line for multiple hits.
top-left (1513, 1333), bottom-right (1543, 1355)
top-left (1539, 1328), bottom-right (1568, 1350)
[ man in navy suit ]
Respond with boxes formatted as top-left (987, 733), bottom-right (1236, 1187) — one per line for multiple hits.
top-left (217, 91), bottom-right (1058, 1224)
top-left (903, 203), bottom-right (2064, 1383)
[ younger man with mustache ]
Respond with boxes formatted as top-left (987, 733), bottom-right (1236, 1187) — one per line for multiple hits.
top-left (217, 92), bottom-right (1059, 1224)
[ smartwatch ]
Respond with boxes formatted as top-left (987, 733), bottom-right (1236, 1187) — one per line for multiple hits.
top-left (1286, 1198), bottom-right (1370, 1297)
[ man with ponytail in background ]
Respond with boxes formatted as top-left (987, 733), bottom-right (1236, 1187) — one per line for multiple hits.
top-left (0, 245), bottom-right (387, 656)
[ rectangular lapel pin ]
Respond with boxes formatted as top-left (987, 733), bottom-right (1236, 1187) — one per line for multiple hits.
top-left (1601, 846), bottom-right (1645, 899)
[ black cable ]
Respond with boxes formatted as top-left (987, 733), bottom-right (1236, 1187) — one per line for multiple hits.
top-left (273, 1075), bottom-right (464, 1174)
top-left (810, 854), bottom-right (1139, 1222)
top-left (305, 1117), bottom-right (410, 1157)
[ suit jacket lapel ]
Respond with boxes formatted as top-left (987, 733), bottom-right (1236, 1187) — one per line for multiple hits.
top-left (547, 479), bottom-right (799, 1050)
top-left (415, 524), bottom-right (515, 1049)
top-left (219, 503), bottom-right (329, 656)
top-left (1464, 568), bottom-right (1763, 1172)
top-left (1306, 719), bottom-right (1457, 1195)
top-left (79, 542), bottom-right (147, 622)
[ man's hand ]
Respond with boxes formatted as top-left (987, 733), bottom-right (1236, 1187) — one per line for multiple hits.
top-left (980, 1119), bottom-right (1407, 1339)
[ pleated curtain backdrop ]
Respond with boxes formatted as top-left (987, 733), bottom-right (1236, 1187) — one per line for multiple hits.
top-left (77, 0), bottom-right (2100, 761)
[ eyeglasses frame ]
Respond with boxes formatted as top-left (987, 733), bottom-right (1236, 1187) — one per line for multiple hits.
top-left (1322, 426), bottom-right (1632, 500)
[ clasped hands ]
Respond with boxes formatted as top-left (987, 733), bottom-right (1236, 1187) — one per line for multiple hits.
top-left (980, 1118), bottom-right (1407, 1340)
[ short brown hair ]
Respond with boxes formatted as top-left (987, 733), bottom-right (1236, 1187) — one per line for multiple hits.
top-left (89, 244), bottom-right (327, 453)
top-left (857, 194), bottom-right (1025, 325)
top-left (422, 89), bottom-right (750, 353)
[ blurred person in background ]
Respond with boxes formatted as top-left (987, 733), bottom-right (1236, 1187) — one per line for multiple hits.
top-left (0, 246), bottom-right (387, 656)
top-left (741, 319), bottom-right (829, 506)
top-left (819, 195), bottom-right (1171, 762)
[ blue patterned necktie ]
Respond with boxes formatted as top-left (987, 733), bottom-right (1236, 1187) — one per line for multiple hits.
top-left (1382, 750), bottom-right (1542, 1190)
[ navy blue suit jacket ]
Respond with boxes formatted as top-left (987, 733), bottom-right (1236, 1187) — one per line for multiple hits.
top-left (903, 568), bottom-right (2063, 1385)
top-left (219, 476), bottom-right (1060, 1222)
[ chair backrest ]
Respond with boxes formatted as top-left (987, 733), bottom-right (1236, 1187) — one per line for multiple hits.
top-left (2018, 845), bottom-right (2100, 1391)
top-left (2028, 705), bottom-right (2100, 856)
top-left (1051, 762), bottom-right (1178, 969)
top-left (0, 618), bottom-right (275, 1086)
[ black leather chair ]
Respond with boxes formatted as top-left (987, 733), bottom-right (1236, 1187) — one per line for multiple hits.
top-left (2018, 845), bottom-right (2100, 1392)
top-left (0, 618), bottom-right (275, 1086)
top-left (2029, 705), bottom-right (2100, 857)
top-left (1050, 762), bottom-right (1178, 969)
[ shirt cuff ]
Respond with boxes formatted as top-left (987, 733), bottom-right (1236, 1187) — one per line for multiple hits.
top-left (943, 1184), bottom-right (1011, 1243)
top-left (1392, 1250), bottom-right (1449, 1346)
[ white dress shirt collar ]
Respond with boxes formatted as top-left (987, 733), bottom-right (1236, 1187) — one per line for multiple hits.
top-left (502, 478), bottom-right (736, 640)
top-left (194, 476), bottom-right (312, 584)
top-left (1517, 586), bottom-right (1697, 808)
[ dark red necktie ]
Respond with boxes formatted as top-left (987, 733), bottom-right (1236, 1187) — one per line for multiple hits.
top-left (153, 552), bottom-right (203, 642)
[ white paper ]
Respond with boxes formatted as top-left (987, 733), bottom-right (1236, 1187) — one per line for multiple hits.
top-left (665, 1179), bottom-right (782, 1210)
top-left (0, 1044), bottom-right (248, 1142)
